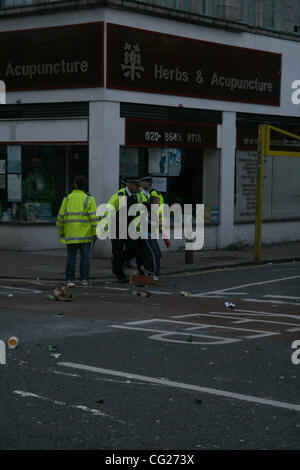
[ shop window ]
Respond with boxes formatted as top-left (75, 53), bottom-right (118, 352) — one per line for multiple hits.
top-left (0, 144), bottom-right (88, 223)
top-left (119, 145), bottom-right (220, 223)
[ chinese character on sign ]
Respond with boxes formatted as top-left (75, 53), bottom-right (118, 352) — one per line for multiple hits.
top-left (121, 43), bottom-right (144, 81)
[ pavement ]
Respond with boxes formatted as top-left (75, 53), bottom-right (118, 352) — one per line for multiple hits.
top-left (0, 240), bottom-right (300, 281)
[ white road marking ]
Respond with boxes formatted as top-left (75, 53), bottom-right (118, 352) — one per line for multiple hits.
top-left (104, 287), bottom-right (129, 291)
top-left (175, 311), bottom-right (300, 324)
top-left (264, 295), bottom-right (300, 301)
top-left (193, 274), bottom-right (300, 297)
top-left (58, 362), bottom-right (300, 412)
top-left (13, 390), bottom-right (125, 423)
top-left (172, 312), bottom-right (300, 331)
top-left (243, 298), bottom-right (300, 306)
top-left (0, 285), bottom-right (42, 294)
top-left (111, 324), bottom-right (239, 344)
top-left (112, 316), bottom-right (280, 343)
top-left (104, 286), bottom-right (171, 295)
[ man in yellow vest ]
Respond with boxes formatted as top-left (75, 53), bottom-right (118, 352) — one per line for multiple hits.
top-left (103, 177), bottom-right (142, 283)
top-left (56, 175), bottom-right (98, 287)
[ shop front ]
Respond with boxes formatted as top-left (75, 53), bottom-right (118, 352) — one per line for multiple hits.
top-left (121, 116), bottom-right (220, 226)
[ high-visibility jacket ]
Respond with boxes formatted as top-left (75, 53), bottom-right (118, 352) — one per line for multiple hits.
top-left (100, 187), bottom-right (141, 232)
top-left (138, 188), bottom-right (164, 206)
top-left (56, 190), bottom-right (98, 244)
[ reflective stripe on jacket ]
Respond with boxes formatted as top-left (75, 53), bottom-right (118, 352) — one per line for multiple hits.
top-left (56, 190), bottom-right (98, 244)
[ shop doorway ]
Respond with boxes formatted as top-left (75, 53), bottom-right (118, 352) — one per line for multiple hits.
top-left (168, 149), bottom-right (203, 206)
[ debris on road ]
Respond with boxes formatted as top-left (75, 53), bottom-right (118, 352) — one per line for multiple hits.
top-left (133, 290), bottom-right (151, 297)
top-left (180, 291), bottom-right (192, 297)
top-left (46, 294), bottom-right (55, 301)
top-left (185, 335), bottom-right (193, 343)
top-left (8, 336), bottom-right (19, 349)
top-left (130, 273), bottom-right (155, 285)
top-left (55, 312), bottom-right (64, 317)
top-left (54, 287), bottom-right (72, 302)
top-left (194, 399), bottom-right (202, 404)
top-left (48, 345), bottom-right (59, 353)
top-left (96, 399), bottom-right (104, 404)
top-left (225, 301), bottom-right (236, 309)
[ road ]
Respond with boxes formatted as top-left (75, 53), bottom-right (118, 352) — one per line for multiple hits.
top-left (0, 262), bottom-right (300, 450)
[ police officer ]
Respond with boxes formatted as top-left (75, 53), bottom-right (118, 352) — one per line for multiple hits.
top-left (56, 175), bottom-right (98, 287)
top-left (104, 177), bottom-right (142, 283)
top-left (139, 174), bottom-right (164, 206)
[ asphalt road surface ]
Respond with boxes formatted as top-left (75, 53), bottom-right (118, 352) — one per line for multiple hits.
top-left (0, 262), bottom-right (300, 451)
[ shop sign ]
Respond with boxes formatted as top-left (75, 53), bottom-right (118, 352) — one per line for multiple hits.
top-left (125, 118), bottom-right (217, 148)
top-left (237, 126), bottom-right (300, 153)
top-left (0, 23), bottom-right (104, 91)
top-left (107, 24), bottom-right (281, 106)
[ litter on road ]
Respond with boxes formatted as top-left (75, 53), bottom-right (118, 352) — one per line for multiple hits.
top-left (54, 287), bottom-right (72, 302)
top-left (8, 336), bottom-right (19, 349)
top-left (132, 290), bottom-right (151, 297)
top-left (185, 335), bottom-right (193, 343)
top-left (180, 291), bottom-right (192, 297)
top-left (225, 301), bottom-right (236, 309)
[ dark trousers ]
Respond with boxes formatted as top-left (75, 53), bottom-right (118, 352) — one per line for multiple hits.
top-left (111, 238), bottom-right (143, 279)
top-left (66, 243), bottom-right (91, 281)
top-left (141, 239), bottom-right (161, 276)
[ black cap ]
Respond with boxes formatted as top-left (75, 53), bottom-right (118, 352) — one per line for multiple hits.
top-left (127, 177), bottom-right (140, 185)
top-left (140, 173), bottom-right (153, 182)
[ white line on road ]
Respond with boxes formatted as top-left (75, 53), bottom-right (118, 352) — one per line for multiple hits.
top-left (0, 285), bottom-right (42, 294)
top-left (193, 274), bottom-right (300, 297)
top-left (13, 390), bottom-right (125, 423)
top-left (58, 362), bottom-right (300, 412)
top-left (243, 298), bottom-right (300, 306)
top-left (264, 295), bottom-right (300, 301)
top-left (175, 311), bottom-right (300, 321)
top-left (111, 324), bottom-right (239, 344)
top-left (104, 286), bottom-right (171, 295)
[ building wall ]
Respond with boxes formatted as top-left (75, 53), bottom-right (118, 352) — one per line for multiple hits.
top-left (0, 5), bottom-right (299, 251)
top-left (0, 224), bottom-right (61, 251)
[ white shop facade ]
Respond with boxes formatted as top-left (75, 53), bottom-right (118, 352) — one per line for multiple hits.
top-left (0, 7), bottom-right (299, 253)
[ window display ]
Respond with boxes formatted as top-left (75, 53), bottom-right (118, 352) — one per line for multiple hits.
top-left (119, 145), bottom-right (220, 223)
top-left (0, 144), bottom-right (88, 223)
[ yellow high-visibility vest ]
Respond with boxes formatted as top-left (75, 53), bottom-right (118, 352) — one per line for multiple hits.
top-left (56, 190), bottom-right (98, 244)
